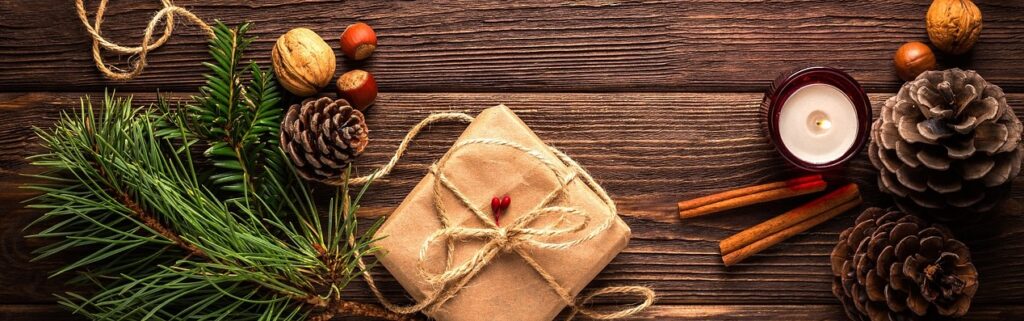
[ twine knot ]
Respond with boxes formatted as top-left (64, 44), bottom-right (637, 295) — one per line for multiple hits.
top-left (493, 228), bottom-right (513, 251)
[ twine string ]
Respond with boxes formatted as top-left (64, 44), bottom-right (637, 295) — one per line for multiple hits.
top-left (333, 112), bottom-right (476, 186)
top-left (75, 0), bottom-right (213, 80)
top-left (347, 112), bottom-right (655, 320)
top-left (74, 1), bottom-right (653, 317)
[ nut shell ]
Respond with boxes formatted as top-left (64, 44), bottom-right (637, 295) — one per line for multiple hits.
top-left (341, 22), bottom-right (377, 60)
top-left (926, 0), bottom-right (982, 55)
top-left (272, 28), bottom-right (337, 96)
top-left (337, 69), bottom-right (378, 110)
top-left (893, 42), bottom-right (936, 82)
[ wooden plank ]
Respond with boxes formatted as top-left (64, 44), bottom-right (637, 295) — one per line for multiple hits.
top-left (2, 92), bottom-right (1024, 309)
top-left (2, 304), bottom-right (1024, 321)
top-left (0, 305), bottom-right (81, 321)
top-left (2, 1), bottom-right (1024, 92)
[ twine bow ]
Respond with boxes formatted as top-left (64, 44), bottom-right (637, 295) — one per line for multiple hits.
top-left (350, 114), bottom-right (656, 320)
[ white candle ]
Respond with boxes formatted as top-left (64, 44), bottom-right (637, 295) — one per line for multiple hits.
top-left (777, 84), bottom-right (859, 165)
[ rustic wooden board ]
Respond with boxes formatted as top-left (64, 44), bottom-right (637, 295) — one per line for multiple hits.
top-left (5, 0), bottom-right (1024, 319)
top-left (3, 92), bottom-right (1024, 320)
top-left (2, 1), bottom-right (1024, 93)
top-left (3, 304), bottom-right (1024, 321)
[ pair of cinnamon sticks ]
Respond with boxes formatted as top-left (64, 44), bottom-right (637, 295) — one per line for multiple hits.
top-left (678, 175), bottom-right (862, 266)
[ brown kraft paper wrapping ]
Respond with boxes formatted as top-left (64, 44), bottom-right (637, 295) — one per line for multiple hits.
top-left (374, 105), bottom-right (632, 321)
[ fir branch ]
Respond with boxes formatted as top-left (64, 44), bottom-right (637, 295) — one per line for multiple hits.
top-left (170, 21), bottom-right (285, 203)
top-left (196, 21), bottom-right (254, 194)
top-left (244, 63), bottom-right (288, 211)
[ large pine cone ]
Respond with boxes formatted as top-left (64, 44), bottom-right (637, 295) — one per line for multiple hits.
top-left (281, 97), bottom-right (369, 182)
top-left (869, 68), bottom-right (1023, 221)
top-left (831, 208), bottom-right (978, 321)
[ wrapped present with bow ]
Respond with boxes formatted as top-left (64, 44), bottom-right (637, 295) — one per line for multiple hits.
top-left (365, 106), bottom-right (653, 321)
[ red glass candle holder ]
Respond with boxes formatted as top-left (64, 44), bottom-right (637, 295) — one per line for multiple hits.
top-left (760, 66), bottom-right (871, 172)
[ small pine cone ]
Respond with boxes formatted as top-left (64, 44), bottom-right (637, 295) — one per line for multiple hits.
top-left (831, 208), bottom-right (978, 321)
top-left (281, 97), bottom-right (369, 182)
top-left (869, 68), bottom-right (1023, 221)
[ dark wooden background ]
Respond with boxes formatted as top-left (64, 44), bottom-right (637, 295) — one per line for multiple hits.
top-left (2, 1), bottom-right (1024, 320)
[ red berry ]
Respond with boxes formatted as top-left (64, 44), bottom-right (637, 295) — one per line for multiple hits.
top-left (501, 195), bottom-right (511, 210)
top-left (491, 196), bottom-right (501, 214)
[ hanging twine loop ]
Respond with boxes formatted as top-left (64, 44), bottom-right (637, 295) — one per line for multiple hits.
top-left (75, 0), bottom-right (213, 80)
top-left (348, 113), bottom-right (656, 320)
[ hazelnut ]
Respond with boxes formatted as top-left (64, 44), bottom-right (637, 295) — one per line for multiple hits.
top-left (271, 28), bottom-right (336, 96)
top-left (340, 22), bottom-right (377, 60)
top-left (926, 0), bottom-right (982, 55)
top-left (893, 41), bottom-right (937, 81)
top-left (337, 70), bottom-right (378, 110)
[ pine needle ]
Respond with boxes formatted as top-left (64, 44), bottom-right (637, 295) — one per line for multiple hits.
top-left (28, 22), bottom-right (386, 321)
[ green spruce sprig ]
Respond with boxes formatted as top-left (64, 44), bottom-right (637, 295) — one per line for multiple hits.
top-left (160, 21), bottom-right (285, 206)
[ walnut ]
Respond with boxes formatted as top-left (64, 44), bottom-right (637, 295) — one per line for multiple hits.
top-left (271, 28), bottom-right (336, 96)
top-left (926, 0), bottom-right (982, 55)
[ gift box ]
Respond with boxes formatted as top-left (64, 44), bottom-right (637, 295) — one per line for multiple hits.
top-left (374, 105), bottom-right (633, 321)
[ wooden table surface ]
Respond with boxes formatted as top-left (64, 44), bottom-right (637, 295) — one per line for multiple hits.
top-left (3, 1), bottom-right (1024, 320)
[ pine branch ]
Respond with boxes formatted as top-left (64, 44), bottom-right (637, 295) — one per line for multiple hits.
top-left (30, 94), bottom-right (400, 321)
top-left (114, 188), bottom-right (207, 259)
top-left (308, 299), bottom-right (419, 321)
top-left (77, 102), bottom-right (207, 259)
top-left (28, 94), bottom-right (201, 278)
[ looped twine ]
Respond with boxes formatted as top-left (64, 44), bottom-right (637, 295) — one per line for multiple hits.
top-left (417, 204), bottom-right (591, 286)
top-left (351, 112), bottom-right (655, 320)
top-left (75, 0), bottom-right (213, 80)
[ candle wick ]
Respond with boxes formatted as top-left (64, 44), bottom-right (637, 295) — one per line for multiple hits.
top-left (817, 119), bottom-right (832, 129)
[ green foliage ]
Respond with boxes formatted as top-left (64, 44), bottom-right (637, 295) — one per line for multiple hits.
top-left (160, 21), bottom-right (285, 206)
top-left (27, 36), bottom-right (381, 321)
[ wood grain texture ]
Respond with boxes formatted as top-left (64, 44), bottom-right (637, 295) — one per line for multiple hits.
top-left (5, 1), bottom-right (1024, 318)
top-left (2, 92), bottom-right (1024, 321)
top-left (2, 0), bottom-right (1024, 93)
top-left (3, 304), bottom-right (1024, 321)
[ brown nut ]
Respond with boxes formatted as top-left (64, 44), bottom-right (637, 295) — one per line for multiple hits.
top-left (894, 41), bottom-right (937, 81)
top-left (336, 70), bottom-right (377, 110)
top-left (340, 22), bottom-right (377, 60)
top-left (926, 0), bottom-right (982, 55)
top-left (271, 28), bottom-right (336, 96)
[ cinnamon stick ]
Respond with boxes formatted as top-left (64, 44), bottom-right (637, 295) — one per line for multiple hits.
top-left (719, 183), bottom-right (859, 255)
top-left (679, 175), bottom-right (825, 219)
top-left (721, 196), bottom-right (862, 266)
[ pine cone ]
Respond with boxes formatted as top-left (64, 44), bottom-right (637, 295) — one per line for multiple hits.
top-left (831, 208), bottom-right (978, 321)
top-left (281, 97), bottom-right (369, 182)
top-left (869, 68), bottom-right (1023, 221)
